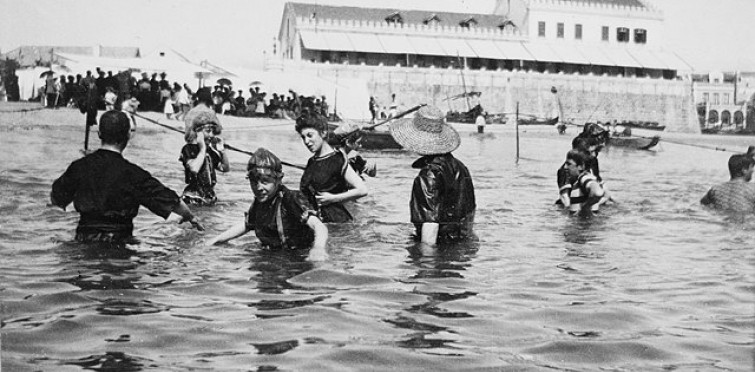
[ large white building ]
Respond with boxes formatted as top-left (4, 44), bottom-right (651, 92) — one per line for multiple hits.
top-left (278, 0), bottom-right (690, 79)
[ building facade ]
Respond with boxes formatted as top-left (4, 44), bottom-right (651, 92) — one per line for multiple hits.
top-left (274, 0), bottom-right (699, 132)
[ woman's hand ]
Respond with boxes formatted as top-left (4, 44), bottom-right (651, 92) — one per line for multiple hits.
top-left (196, 130), bottom-right (206, 149)
top-left (315, 192), bottom-right (337, 207)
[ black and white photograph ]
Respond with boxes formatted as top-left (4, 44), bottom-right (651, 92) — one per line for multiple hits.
top-left (1, 0), bottom-right (753, 370)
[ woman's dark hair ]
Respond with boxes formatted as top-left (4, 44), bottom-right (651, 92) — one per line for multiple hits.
top-left (295, 109), bottom-right (328, 133)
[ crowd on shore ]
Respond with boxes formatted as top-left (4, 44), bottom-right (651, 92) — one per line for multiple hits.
top-left (39, 68), bottom-right (335, 122)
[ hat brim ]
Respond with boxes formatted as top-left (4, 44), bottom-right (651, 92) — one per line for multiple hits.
top-left (390, 118), bottom-right (461, 155)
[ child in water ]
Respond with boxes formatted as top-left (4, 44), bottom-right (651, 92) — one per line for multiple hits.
top-left (179, 110), bottom-right (229, 205)
top-left (207, 148), bottom-right (328, 261)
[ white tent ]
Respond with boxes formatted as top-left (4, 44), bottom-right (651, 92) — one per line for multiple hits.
top-left (55, 52), bottom-right (211, 87)
top-left (16, 65), bottom-right (71, 101)
top-left (210, 67), bottom-right (370, 120)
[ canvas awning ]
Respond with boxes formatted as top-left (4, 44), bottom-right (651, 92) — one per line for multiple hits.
top-left (578, 45), bottom-right (617, 66)
top-left (654, 50), bottom-right (693, 71)
top-left (522, 43), bottom-right (562, 62)
top-left (376, 34), bottom-right (416, 54)
top-left (345, 33), bottom-right (386, 54)
top-left (602, 48), bottom-right (640, 67)
top-left (299, 30), bottom-right (330, 50)
top-left (437, 38), bottom-right (477, 58)
top-left (548, 44), bottom-right (591, 65)
top-left (627, 48), bottom-right (668, 69)
top-left (406, 35), bottom-right (447, 56)
top-left (494, 40), bottom-right (533, 60)
top-left (465, 39), bottom-right (508, 60)
top-left (331, 32), bottom-right (358, 52)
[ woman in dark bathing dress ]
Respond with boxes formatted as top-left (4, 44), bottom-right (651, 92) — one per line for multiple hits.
top-left (295, 112), bottom-right (368, 223)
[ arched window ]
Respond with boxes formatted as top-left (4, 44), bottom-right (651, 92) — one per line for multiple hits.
top-left (721, 110), bottom-right (731, 125)
top-left (708, 110), bottom-right (719, 124)
top-left (734, 111), bottom-right (745, 125)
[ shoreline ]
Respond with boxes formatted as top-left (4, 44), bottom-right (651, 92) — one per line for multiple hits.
top-left (1, 104), bottom-right (753, 152)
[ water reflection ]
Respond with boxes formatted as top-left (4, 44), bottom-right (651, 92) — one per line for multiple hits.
top-left (391, 242), bottom-right (480, 351)
top-left (246, 247), bottom-right (314, 294)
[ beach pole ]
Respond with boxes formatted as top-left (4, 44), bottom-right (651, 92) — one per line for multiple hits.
top-left (83, 122), bottom-right (91, 152)
top-left (516, 102), bottom-right (520, 162)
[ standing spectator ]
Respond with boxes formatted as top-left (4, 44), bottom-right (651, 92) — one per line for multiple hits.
top-left (104, 87), bottom-right (117, 111)
top-left (321, 96), bottom-right (329, 118)
top-left (389, 105), bottom-right (476, 245)
top-left (174, 83), bottom-right (190, 121)
top-left (369, 96), bottom-right (377, 124)
top-left (44, 74), bottom-right (58, 108)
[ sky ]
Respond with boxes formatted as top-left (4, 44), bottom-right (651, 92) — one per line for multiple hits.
top-left (1, 0), bottom-right (753, 72)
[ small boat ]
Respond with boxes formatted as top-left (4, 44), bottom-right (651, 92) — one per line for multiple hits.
top-left (518, 116), bottom-right (559, 126)
top-left (606, 135), bottom-right (660, 150)
top-left (326, 123), bottom-right (402, 150)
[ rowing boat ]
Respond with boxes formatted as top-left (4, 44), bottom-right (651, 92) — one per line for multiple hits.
top-left (606, 135), bottom-right (660, 150)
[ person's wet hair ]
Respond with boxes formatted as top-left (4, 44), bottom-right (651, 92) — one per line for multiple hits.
top-left (98, 110), bottom-right (131, 144)
top-left (728, 154), bottom-right (755, 178)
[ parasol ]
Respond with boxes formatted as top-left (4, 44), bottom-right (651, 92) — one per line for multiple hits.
top-left (39, 70), bottom-right (56, 78)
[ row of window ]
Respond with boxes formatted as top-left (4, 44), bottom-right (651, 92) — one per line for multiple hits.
top-left (702, 92), bottom-right (731, 105)
top-left (538, 22), bottom-right (647, 43)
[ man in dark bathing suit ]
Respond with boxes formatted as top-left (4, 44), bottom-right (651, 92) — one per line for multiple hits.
top-left (51, 110), bottom-right (202, 244)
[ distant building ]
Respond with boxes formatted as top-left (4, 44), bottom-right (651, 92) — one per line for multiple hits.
top-left (1, 45), bottom-right (140, 68)
top-left (278, 0), bottom-right (689, 78)
top-left (273, 1), bottom-right (699, 132)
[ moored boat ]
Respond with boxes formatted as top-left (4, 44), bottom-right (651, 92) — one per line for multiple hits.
top-left (606, 135), bottom-right (660, 150)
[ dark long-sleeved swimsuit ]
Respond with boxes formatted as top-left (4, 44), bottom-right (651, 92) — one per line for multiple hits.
top-left (51, 149), bottom-right (180, 242)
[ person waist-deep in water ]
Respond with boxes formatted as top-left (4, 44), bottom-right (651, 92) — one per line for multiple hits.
top-left (556, 136), bottom-right (610, 212)
top-left (179, 106), bottom-right (229, 205)
top-left (558, 149), bottom-right (606, 216)
top-left (207, 148), bottom-right (328, 261)
top-left (701, 153), bottom-right (755, 213)
top-left (295, 111), bottom-right (368, 223)
top-left (389, 105), bottom-right (476, 245)
top-left (50, 110), bottom-right (202, 243)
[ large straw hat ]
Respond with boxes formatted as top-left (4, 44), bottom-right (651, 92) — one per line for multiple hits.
top-left (389, 105), bottom-right (460, 155)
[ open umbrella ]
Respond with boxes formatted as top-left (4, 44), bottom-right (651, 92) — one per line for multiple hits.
top-left (39, 70), bottom-right (56, 78)
top-left (216, 78), bottom-right (232, 86)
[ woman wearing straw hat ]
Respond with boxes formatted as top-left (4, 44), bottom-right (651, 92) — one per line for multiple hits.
top-left (296, 111), bottom-right (368, 223)
top-left (390, 105), bottom-right (476, 245)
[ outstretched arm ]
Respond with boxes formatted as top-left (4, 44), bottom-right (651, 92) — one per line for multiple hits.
top-left (305, 216), bottom-right (328, 261)
top-left (207, 221), bottom-right (248, 245)
top-left (168, 200), bottom-right (204, 230)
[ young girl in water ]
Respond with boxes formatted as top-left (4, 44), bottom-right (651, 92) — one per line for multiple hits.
top-left (296, 111), bottom-right (368, 223)
top-left (207, 148), bottom-right (327, 261)
top-left (179, 111), bottom-right (230, 205)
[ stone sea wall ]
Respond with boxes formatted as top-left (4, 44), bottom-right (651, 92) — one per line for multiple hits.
top-left (279, 61), bottom-right (700, 133)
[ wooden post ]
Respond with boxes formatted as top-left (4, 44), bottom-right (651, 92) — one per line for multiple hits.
top-left (516, 102), bottom-right (520, 162)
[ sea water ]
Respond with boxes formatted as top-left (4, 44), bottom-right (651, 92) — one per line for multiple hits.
top-left (1, 110), bottom-right (753, 371)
